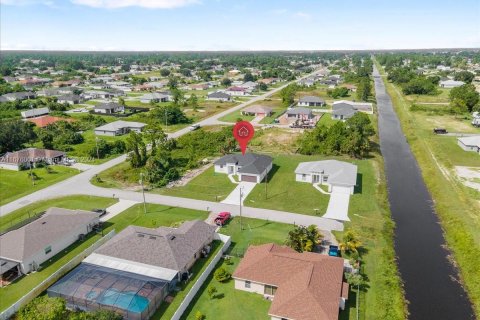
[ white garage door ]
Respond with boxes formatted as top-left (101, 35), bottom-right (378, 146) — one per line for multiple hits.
top-left (331, 185), bottom-right (352, 194)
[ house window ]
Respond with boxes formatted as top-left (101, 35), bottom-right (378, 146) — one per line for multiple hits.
top-left (264, 284), bottom-right (277, 295)
top-left (245, 281), bottom-right (251, 288)
top-left (302, 174), bottom-right (306, 181)
top-left (322, 175), bottom-right (329, 182)
top-left (45, 246), bottom-right (52, 254)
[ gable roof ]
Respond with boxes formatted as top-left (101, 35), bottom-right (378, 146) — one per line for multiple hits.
top-left (233, 243), bottom-right (346, 320)
top-left (287, 107), bottom-right (313, 115)
top-left (332, 104), bottom-right (357, 118)
top-left (0, 207), bottom-right (99, 262)
top-left (94, 220), bottom-right (216, 272)
top-left (333, 100), bottom-right (373, 112)
top-left (214, 153), bottom-right (273, 175)
top-left (295, 160), bottom-right (357, 187)
top-left (94, 120), bottom-right (146, 132)
top-left (207, 91), bottom-right (230, 99)
top-left (94, 102), bottom-right (123, 110)
top-left (299, 96), bottom-right (325, 103)
top-left (242, 105), bottom-right (273, 114)
top-left (0, 148), bottom-right (65, 165)
top-left (21, 107), bottom-right (49, 118)
top-left (458, 135), bottom-right (480, 148)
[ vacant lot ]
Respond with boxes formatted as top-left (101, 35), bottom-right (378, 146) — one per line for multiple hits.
top-left (249, 127), bottom-right (301, 154)
top-left (0, 166), bottom-right (79, 206)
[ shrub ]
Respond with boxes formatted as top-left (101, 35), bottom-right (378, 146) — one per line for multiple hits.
top-left (18, 296), bottom-right (67, 320)
top-left (195, 311), bottom-right (205, 320)
top-left (207, 285), bottom-right (217, 299)
top-left (213, 267), bottom-right (231, 282)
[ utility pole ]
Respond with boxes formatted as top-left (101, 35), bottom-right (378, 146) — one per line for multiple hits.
top-left (239, 186), bottom-right (243, 231)
top-left (29, 161), bottom-right (35, 186)
top-left (95, 137), bottom-right (100, 160)
top-left (140, 172), bottom-right (147, 214)
top-left (264, 171), bottom-right (268, 200)
top-left (165, 109), bottom-right (168, 127)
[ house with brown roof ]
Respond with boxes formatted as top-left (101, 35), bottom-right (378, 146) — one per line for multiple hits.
top-left (0, 208), bottom-right (100, 279)
top-left (242, 105), bottom-right (273, 117)
top-left (27, 115), bottom-right (75, 128)
top-left (0, 148), bottom-right (66, 171)
top-left (233, 243), bottom-right (349, 320)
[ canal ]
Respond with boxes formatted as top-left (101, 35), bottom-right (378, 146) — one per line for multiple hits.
top-left (373, 64), bottom-right (474, 320)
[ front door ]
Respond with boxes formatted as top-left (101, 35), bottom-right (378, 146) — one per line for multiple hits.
top-left (228, 166), bottom-right (235, 174)
top-left (313, 174), bottom-right (320, 183)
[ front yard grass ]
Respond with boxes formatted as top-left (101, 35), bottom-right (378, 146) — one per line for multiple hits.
top-left (0, 201), bottom-right (208, 313)
top-left (0, 166), bottom-right (79, 206)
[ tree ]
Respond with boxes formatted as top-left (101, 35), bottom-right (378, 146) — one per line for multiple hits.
top-left (285, 225), bottom-right (323, 253)
top-left (328, 87), bottom-right (349, 99)
top-left (188, 93), bottom-right (199, 111)
top-left (152, 105), bottom-right (190, 125)
top-left (144, 150), bottom-right (179, 187)
top-left (126, 131), bottom-right (147, 168)
top-left (450, 98), bottom-right (468, 115)
top-left (195, 311), bottom-right (205, 320)
top-left (214, 267), bottom-right (231, 282)
top-left (160, 68), bottom-right (170, 77)
top-left (208, 285), bottom-right (218, 299)
top-left (258, 82), bottom-right (268, 91)
top-left (144, 123), bottom-right (167, 155)
top-left (171, 88), bottom-right (186, 107)
top-left (0, 120), bottom-right (36, 153)
top-left (454, 71), bottom-right (475, 83)
top-left (168, 76), bottom-right (179, 89)
top-left (356, 78), bottom-right (371, 101)
top-left (449, 84), bottom-right (479, 112)
top-left (280, 83), bottom-right (298, 107)
top-left (18, 296), bottom-right (67, 320)
top-left (339, 229), bottom-right (362, 254)
top-left (221, 77), bottom-right (232, 87)
top-left (343, 113), bottom-right (375, 158)
top-left (118, 96), bottom-right (125, 106)
top-left (243, 72), bottom-right (255, 82)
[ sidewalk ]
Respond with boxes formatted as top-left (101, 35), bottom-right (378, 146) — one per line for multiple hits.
top-left (221, 182), bottom-right (256, 205)
top-left (100, 199), bottom-right (139, 222)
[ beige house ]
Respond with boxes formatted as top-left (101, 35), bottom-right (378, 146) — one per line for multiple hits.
top-left (233, 243), bottom-right (349, 320)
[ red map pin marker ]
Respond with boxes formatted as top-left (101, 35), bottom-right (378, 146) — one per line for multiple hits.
top-left (233, 121), bottom-right (255, 155)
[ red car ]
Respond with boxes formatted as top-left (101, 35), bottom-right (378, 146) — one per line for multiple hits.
top-left (214, 212), bottom-right (231, 226)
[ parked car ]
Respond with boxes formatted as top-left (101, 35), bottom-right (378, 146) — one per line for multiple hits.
top-left (433, 128), bottom-right (448, 134)
top-left (328, 245), bottom-right (339, 257)
top-left (92, 208), bottom-right (107, 216)
top-left (189, 124), bottom-right (200, 131)
top-left (214, 212), bottom-right (231, 226)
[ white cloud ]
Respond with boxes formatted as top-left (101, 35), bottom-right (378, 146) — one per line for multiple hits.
top-left (70, 0), bottom-right (200, 9)
top-left (294, 11), bottom-right (312, 21)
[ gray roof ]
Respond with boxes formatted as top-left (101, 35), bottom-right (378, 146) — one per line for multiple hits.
top-left (208, 91), bottom-right (231, 99)
top-left (2, 91), bottom-right (36, 100)
top-left (94, 220), bottom-right (216, 271)
top-left (333, 100), bottom-right (373, 112)
top-left (458, 135), bottom-right (480, 147)
top-left (215, 153), bottom-right (273, 175)
top-left (58, 94), bottom-right (81, 101)
top-left (287, 107), bottom-right (313, 115)
top-left (332, 104), bottom-right (357, 118)
top-left (94, 102), bottom-right (123, 110)
top-left (295, 160), bottom-right (357, 187)
top-left (21, 107), bottom-right (49, 118)
top-left (94, 120), bottom-right (146, 132)
top-left (0, 208), bottom-right (99, 262)
top-left (299, 96), bottom-right (325, 103)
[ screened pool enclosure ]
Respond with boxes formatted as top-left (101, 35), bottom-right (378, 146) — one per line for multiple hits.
top-left (47, 263), bottom-right (169, 320)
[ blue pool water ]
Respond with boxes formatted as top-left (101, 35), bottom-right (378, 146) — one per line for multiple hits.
top-left (98, 288), bottom-right (149, 313)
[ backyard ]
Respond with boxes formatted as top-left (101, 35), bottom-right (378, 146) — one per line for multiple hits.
top-left (0, 166), bottom-right (79, 206)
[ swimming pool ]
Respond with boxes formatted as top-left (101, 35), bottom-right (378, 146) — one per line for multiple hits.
top-left (99, 288), bottom-right (149, 314)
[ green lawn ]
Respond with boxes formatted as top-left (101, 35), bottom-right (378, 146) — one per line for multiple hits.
top-left (0, 201), bottom-right (208, 312)
top-left (0, 195), bottom-right (118, 233)
top-left (403, 87), bottom-right (450, 104)
top-left (157, 166), bottom-right (237, 202)
top-left (376, 60), bottom-right (480, 317)
top-left (218, 110), bottom-right (254, 122)
top-left (67, 130), bottom-right (128, 164)
top-left (244, 154), bottom-right (371, 216)
top-left (180, 217), bottom-right (293, 320)
top-left (0, 166), bottom-right (79, 206)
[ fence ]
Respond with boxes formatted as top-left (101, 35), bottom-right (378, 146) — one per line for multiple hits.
top-left (170, 233), bottom-right (231, 320)
top-left (0, 230), bottom-right (116, 320)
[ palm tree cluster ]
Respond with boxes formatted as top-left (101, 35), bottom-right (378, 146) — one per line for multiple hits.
top-left (285, 225), bottom-right (323, 253)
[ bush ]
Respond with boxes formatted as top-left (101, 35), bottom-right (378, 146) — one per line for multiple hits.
top-left (213, 267), bottom-right (231, 282)
top-left (18, 296), bottom-right (67, 320)
top-left (195, 311), bottom-right (205, 320)
top-left (207, 285), bottom-right (217, 299)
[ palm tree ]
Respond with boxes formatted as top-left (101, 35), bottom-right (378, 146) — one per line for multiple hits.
top-left (339, 230), bottom-right (362, 254)
top-left (285, 225), bottom-right (323, 253)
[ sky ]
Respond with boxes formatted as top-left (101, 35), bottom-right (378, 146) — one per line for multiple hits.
top-left (1, 0), bottom-right (479, 51)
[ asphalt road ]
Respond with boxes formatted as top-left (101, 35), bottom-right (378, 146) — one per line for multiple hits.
top-left (0, 69), bottom-right (343, 232)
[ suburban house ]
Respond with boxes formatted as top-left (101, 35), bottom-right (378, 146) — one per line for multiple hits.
top-left (233, 243), bottom-right (349, 320)
top-left (241, 105), bottom-right (273, 117)
top-left (21, 107), bottom-right (49, 119)
top-left (257, 78), bottom-right (279, 85)
top-left (206, 91), bottom-right (232, 102)
top-left (140, 92), bottom-right (171, 103)
top-left (189, 83), bottom-right (210, 91)
top-left (333, 100), bottom-right (373, 114)
top-left (439, 79), bottom-right (465, 88)
top-left (93, 102), bottom-right (125, 114)
top-left (295, 160), bottom-right (358, 194)
top-left (91, 83), bottom-right (111, 90)
top-left (27, 115), bottom-right (75, 128)
top-left (57, 94), bottom-right (82, 105)
top-left (298, 96), bottom-right (326, 107)
top-left (286, 107), bottom-right (314, 120)
top-left (47, 220), bottom-right (217, 319)
top-left (457, 136), bottom-right (480, 154)
top-left (94, 120), bottom-right (146, 136)
top-left (240, 81), bottom-right (258, 90)
top-left (0, 208), bottom-right (100, 278)
top-left (298, 78), bottom-right (315, 87)
top-left (82, 90), bottom-right (114, 100)
top-left (226, 86), bottom-right (249, 96)
top-left (1, 91), bottom-right (36, 102)
top-left (0, 147), bottom-right (66, 170)
top-left (214, 153), bottom-right (273, 183)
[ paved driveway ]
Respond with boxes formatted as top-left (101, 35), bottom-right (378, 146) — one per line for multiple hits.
top-left (221, 182), bottom-right (257, 205)
top-left (322, 192), bottom-right (351, 221)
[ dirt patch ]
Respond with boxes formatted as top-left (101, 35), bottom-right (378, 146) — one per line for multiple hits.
top-left (455, 166), bottom-right (480, 191)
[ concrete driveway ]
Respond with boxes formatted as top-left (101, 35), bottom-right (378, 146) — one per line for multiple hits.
top-left (322, 192), bottom-right (351, 222)
top-left (221, 182), bottom-right (257, 205)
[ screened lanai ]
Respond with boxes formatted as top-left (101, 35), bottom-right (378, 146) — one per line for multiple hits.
top-left (47, 263), bottom-right (169, 320)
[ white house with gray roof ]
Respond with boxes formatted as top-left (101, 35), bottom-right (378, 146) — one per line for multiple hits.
top-left (439, 79), bottom-right (465, 88)
top-left (0, 208), bottom-right (100, 277)
top-left (94, 120), bottom-right (146, 136)
top-left (207, 91), bottom-right (232, 102)
top-left (457, 136), bottom-right (480, 154)
top-left (298, 96), bottom-right (325, 107)
top-left (214, 153), bottom-right (273, 183)
top-left (83, 220), bottom-right (216, 282)
top-left (295, 160), bottom-right (357, 194)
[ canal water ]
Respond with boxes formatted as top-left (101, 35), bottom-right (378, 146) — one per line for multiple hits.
top-left (373, 65), bottom-right (474, 320)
